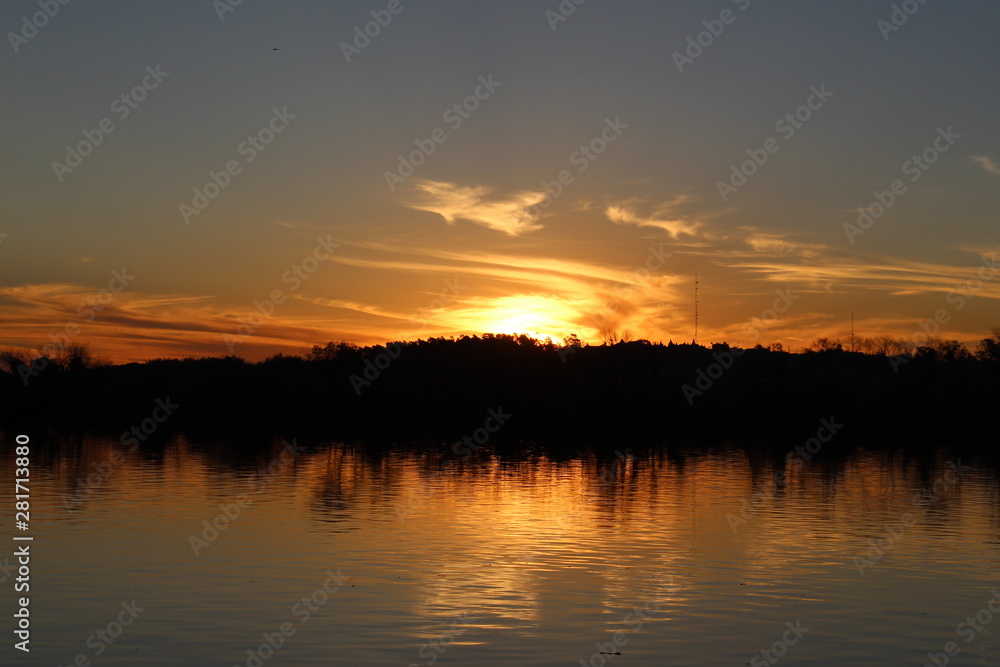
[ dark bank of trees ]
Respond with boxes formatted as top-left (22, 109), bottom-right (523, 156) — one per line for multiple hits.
top-left (1, 330), bottom-right (998, 450)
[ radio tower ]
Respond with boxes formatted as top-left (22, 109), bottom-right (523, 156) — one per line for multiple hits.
top-left (694, 274), bottom-right (699, 345)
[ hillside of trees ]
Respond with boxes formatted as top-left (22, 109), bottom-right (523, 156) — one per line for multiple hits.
top-left (2, 330), bottom-right (998, 450)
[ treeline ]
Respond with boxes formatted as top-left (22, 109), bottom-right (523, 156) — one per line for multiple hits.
top-left (1, 330), bottom-right (998, 449)
top-left (808, 332), bottom-right (998, 359)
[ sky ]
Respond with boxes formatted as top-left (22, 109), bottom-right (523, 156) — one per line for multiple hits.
top-left (2, 0), bottom-right (999, 361)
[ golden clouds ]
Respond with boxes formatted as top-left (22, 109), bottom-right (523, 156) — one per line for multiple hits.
top-left (605, 205), bottom-right (700, 239)
top-left (403, 179), bottom-right (547, 236)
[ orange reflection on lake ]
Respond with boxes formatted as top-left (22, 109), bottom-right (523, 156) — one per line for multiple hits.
top-left (4, 433), bottom-right (999, 666)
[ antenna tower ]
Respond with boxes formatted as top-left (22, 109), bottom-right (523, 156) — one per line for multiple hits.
top-left (694, 274), bottom-right (699, 345)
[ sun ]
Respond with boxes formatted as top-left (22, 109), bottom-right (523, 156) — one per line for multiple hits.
top-left (464, 293), bottom-right (577, 342)
top-left (402, 291), bottom-right (594, 343)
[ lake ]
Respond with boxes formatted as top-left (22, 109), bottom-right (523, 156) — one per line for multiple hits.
top-left (3, 432), bottom-right (999, 666)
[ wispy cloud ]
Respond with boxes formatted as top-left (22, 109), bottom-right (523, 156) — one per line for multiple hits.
top-left (403, 179), bottom-right (546, 235)
top-left (0, 284), bottom-right (335, 362)
top-left (731, 250), bottom-right (1000, 300)
top-left (5, 225), bottom-right (996, 360)
top-left (740, 229), bottom-right (825, 258)
top-left (329, 229), bottom-right (1000, 346)
top-left (606, 206), bottom-right (700, 238)
top-left (971, 155), bottom-right (1000, 176)
top-left (604, 195), bottom-right (702, 238)
top-left (317, 238), bottom-right (690, 342)
top-left (326, 240), bottom-right (650, 295)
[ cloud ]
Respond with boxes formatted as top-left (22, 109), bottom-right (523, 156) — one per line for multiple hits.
top-left (327, 229), bottom-right (996, 345)
top-left (5, 221), bottom-right (995, 360)
top-left (0, 284), bottom-right (338, 362)
top-left (730, 249), bottom-right (1000, 301)
top-left (404, 179), bottom-right (546, 235)
top-left (316, 238), bottom-right (690, 342)
top-left (740, 229), bottom-right (825, 258)
top-left (327, 239), bottom-right (650, 296)
top-left (605, 199), bottom-right (701, 238)
top-left (971, 155), bottom-right (1000, 176)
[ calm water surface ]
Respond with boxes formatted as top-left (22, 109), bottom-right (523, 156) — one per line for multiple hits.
top-left (3, 434), bottom-right (999, 666)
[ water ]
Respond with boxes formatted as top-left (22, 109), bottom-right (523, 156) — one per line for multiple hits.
top-left (3, 434), bottom-right (999, 666)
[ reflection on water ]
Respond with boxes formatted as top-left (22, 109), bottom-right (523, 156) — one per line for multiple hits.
top-left (2, 433), bottom-right (999, 666)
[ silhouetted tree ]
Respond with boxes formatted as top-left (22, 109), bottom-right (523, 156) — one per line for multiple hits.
top-left (809, 337), bottom-right (843, 352)
top-left (976, 328), bottom-right (1000, 362)
top-left (2, 328), bottom-right (997, 445)
top-left (307, 341), bottom-right (360, 362)
top-left (0, 348), bottom-right (31, 373)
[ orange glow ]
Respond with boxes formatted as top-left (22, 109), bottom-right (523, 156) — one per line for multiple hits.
top-left (448, 293), bottom-right (580, 342)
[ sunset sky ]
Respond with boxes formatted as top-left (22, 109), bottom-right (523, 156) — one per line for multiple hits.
top-left (2, 0), bottom-right (998, 361)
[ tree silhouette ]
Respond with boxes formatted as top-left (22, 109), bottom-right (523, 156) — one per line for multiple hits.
top-left (1, 329), bottom-right (997, 446)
